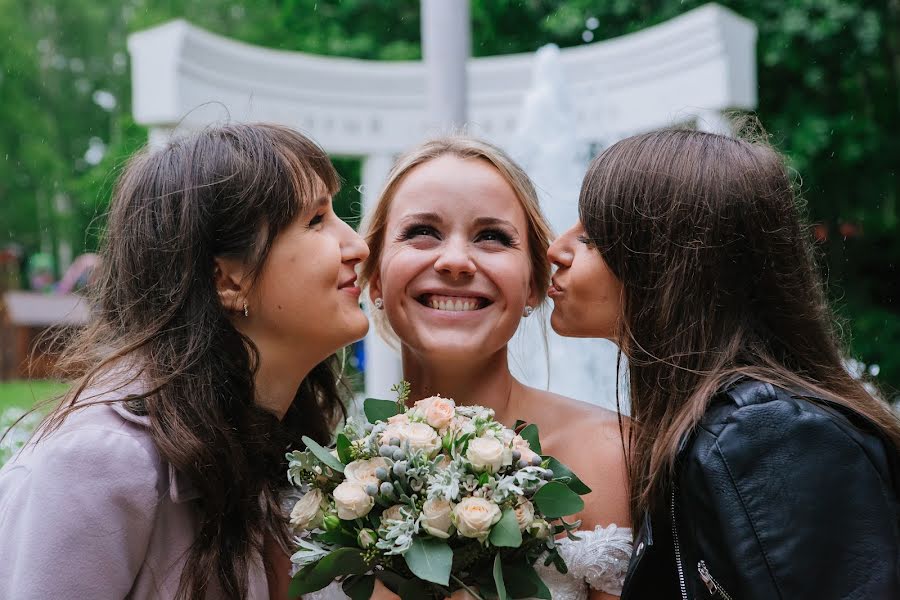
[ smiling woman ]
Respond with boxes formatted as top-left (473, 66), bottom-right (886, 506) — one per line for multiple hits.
top-left (350, 135), bottom-right (634, 600)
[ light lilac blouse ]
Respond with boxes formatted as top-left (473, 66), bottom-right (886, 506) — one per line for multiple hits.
top-left (0, 385), bottom-right (270, 599)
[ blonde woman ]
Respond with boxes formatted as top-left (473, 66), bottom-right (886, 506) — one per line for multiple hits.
top-left (356, 136), bottom-right (632, 600)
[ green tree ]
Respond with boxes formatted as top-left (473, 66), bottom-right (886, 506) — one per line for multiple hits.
top-left (1, 0), bottom-right (897, 392)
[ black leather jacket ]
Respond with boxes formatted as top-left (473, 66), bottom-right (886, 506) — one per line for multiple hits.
top-left (620, 379), bottom-right (900, 599)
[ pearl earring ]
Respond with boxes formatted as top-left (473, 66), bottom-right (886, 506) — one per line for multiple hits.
top-left (523, 306), bottom-right (534, 317)
top-left (243, 302), bottom-right (249, 317)
top-left (373, 298), bottom-right (384, 310)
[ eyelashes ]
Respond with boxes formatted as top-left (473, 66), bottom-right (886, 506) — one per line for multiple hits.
top-left (397, 224), bottom-right (437, 241)
top-left (396, 223), bottom-right (518, 247)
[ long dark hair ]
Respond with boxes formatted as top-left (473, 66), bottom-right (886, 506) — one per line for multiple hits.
top-left (578, 124), bottom-right (900, 525)
top-left (44, 123), bottom-right (347, 598)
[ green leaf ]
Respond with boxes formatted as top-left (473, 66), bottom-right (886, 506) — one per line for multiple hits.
top-left (488, 508), bottom-right (522, 548)
top-left (403, 537), bottom-right (453, 585)
top-left (493, 554), bottom-right (507, 600)
top-left (513, 419), bottom-right (526, 430)
top-left (290, 548), bottom-right (367, 595)
top-left (364, 398), bottom-right (401, 423)
top-left (398, 577), bottom-right (432, 600)
top-left (503, 562), bottom-right (550, 600)
top-left (376, 571), bottom-right (409, 593)
top-left (543, 456), bottom-right (592, 495)
top-left (336, 433), bottom-right (353, 464)
top-left (317, 529), bottom-right (357, 547)
top-left (532, 481), bottom-right (584, 518)
top-left (343, 574), bottom-right (376, 600)
top-left (518, 424), bottom-right (541, 454)
top-left (301, 435), bottom-right (345, 474)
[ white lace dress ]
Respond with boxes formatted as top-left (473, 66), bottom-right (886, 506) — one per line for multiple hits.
top-left (304, 524), bottom-right (633, 600)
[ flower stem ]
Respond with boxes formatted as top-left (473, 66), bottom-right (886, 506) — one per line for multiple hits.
top-left (450, 575), bottom-right (486, 600)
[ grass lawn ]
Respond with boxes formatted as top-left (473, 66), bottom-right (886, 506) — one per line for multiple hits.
top-left (0, 380), bottom-right (68, 413)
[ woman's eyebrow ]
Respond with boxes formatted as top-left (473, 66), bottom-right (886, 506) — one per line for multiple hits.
top-left (397, 212), bottom-right (443, 225)
top-left (472, 216), bottom-right (518, 231)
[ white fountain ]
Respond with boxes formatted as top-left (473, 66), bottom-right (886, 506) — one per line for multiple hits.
top-left (505, 45), bottom-right (624, 412)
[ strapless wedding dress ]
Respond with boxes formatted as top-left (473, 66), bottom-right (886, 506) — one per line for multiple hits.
top-left (304, 524), bottom-right (633, 600)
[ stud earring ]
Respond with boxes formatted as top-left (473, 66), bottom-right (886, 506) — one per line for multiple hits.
top-left (523, 306), bottom-right (534, 318)
top-left (373, 298), bottom-right (384, 310)
top-left (243, 302), bottom-right (249, 317)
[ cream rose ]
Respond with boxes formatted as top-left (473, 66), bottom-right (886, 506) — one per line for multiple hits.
top-left (513, 498), bottom-right (535, 531)
top-left (453, 497), bottom-right (502, 541)
top-left (333, 481), bottom-right (374, 520)
top-left (467, 436), bottom-right (505, 473)
top-left (404, 422), bottom-right (442, 456)
top-left (344, 457), bottom-right (390, 486)
top-left (289, 489), bottom-right (325, 531)
top-left (512, 435), bottom-right (540, 464)
top-left (379, 413), bottom-right (412, 445)
top-left (414, 396), bottom-right (456, 431)
top-left (382, 504), bottom-right (406, 522)
top-left (421, 498), bottom-right (454, 538)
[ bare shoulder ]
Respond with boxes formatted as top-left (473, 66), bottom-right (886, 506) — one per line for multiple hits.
top-left (519, 387), bottom-right (631, 530)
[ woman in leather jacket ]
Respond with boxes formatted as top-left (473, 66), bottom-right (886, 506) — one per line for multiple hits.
top-left (547, 124), bottom-right (900, 599)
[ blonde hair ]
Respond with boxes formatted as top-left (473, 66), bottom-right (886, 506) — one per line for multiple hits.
top-left (359, 135), bottom-right (554, 339)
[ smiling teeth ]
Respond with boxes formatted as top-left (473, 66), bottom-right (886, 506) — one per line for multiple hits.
top-left (428, 298), bottom-right (478, 312)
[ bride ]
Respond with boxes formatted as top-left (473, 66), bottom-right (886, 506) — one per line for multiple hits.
top-left (348, 136), bottom-right (632, 600)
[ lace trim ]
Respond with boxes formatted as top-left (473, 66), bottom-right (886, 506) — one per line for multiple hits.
top-left (535, 524), bottom-right (633, 598)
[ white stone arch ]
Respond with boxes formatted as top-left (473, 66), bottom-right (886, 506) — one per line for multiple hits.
top-left (127, 3), bottom-right (757, 399)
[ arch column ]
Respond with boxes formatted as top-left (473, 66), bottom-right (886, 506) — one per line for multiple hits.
top-left (361, 153), bottom-right (402, 400)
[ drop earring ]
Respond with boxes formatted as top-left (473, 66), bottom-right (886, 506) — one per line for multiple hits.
top-left (373, 298), bottom-right (384, 310)
top-left (523, 306), bottom-right (534, 317)
top-left (243, 302), bottom-right (249, 317)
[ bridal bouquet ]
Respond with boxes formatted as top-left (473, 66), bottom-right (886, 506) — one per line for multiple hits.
top-left (285, 383), bottom-right (591, 600)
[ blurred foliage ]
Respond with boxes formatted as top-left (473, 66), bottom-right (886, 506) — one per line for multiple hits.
top-left (0, 0), bottom-right (897, 393)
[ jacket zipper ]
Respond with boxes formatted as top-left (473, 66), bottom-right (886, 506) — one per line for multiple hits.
top-left (698, 560), bottom-right (733, 600)
top-left (671, 488), bottom-right (689, 600)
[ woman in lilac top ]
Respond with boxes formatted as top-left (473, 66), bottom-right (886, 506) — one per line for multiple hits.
top-left (0, 123), bottom-right (371, 599)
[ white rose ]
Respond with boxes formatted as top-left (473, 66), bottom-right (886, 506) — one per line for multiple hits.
top-left (421, 498), bottom-right (454, 539)
top-left (453, 497), bottom-right (501, 541)
top-left (414, 396), bottom-right (456, 432)
top-left (404, 422), bottom-right (442, 456)
top-left (513, 498), bottom-right (535, 531)
top-left (344, 457), bottom-right (390, 486)
top-left (452, 415), bottom-right (475, 436)
top-left (379, 413), bottom-right (412, 445)
top-left (527, 518), bottom-right (551, 539)
top-left (333, 481), bottom-right (374, 520)
top-left (467, 436), bottom-right (505, 473)
top-left (289, 488), bottom-right (325, 531)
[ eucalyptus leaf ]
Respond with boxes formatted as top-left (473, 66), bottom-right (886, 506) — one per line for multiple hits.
top-left (543, 456), bottom-right (592, 494)
top-left (532, 481), bottom-right (584, 518)
top-left (301, 435), bottom-right (345, 473)
top-left (336, 433), bottom-right (353, 464)
top-left (518, 424), bottom-right (541, 455)
top-left (493, 554), bottom-right (507, 600)
top-left (364, 398), bottom-right (401, 423)
top-left (290, 547), bottom-right (367, 594)
top-left (403, 537), bottom-right (453, 585)
top-left (488, 508), bottom-right (522, 548)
